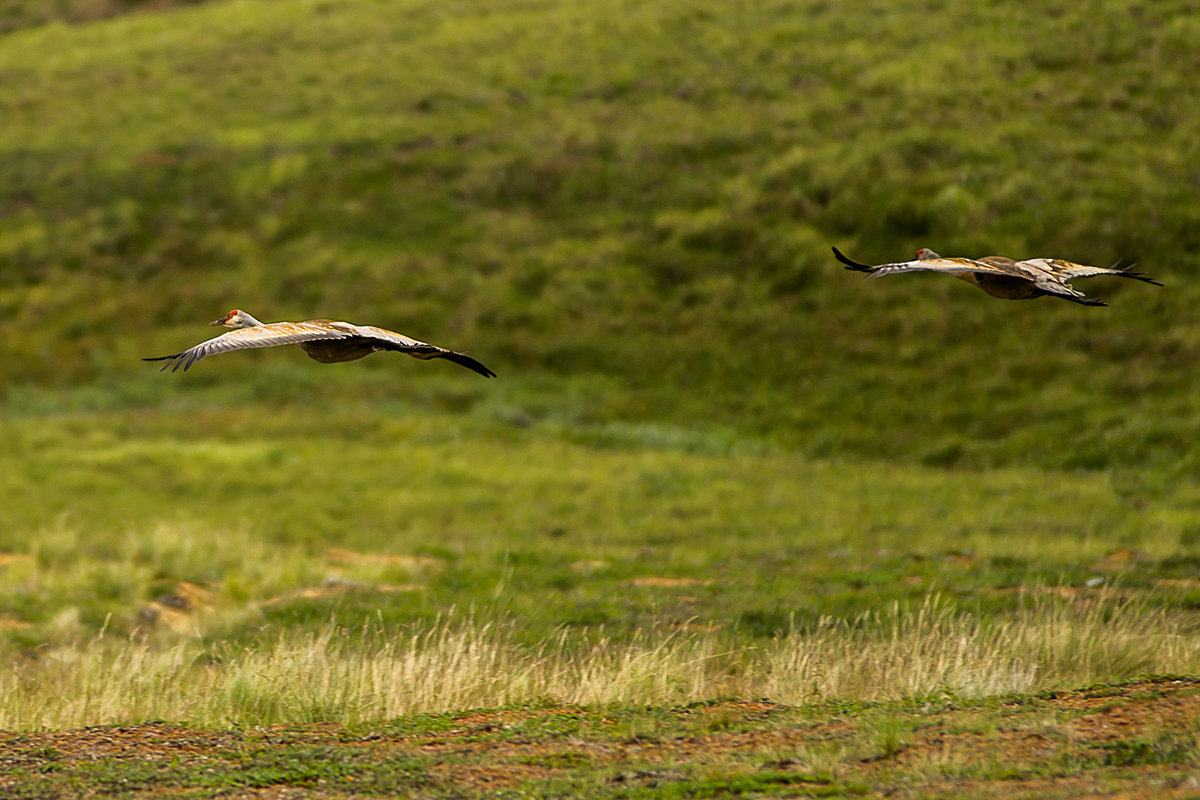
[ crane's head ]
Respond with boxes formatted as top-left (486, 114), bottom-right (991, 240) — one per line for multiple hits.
top-left (915, 248), bottom-right (941, 260)
top-left (210, 309), bottom-right (263, 328)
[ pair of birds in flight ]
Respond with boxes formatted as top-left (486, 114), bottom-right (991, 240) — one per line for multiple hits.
top-left (146, 248), bottom-right (1161, 376)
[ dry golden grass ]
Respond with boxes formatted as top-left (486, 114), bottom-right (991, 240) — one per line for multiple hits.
top-left (2, 593), bottom-right (1194, 731)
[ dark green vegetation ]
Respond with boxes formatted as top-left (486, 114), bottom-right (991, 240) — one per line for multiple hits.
top-left (2, 0), bottom-right (1198, 649)
top-left (0, 0), bottom-right (214, 36)
top-left (3, 678), bottom-right (1199, 799)
top-left (2, 0), bottom-right (1198, 472)
top-left (3, 0), bottom-right (1200, 794)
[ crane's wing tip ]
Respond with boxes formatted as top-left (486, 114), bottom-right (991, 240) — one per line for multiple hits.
top-left (832, 246), bottom-right (873, 272)
top-left (1128, 272), bottom-right (1164, 286)
top-left (446, 352), bottom-right (496, 378)
top-left (469, 362), bottom-right (498, 378)
top-left (144, 353), bottom-right (197, 371)
top-left (1105, 259), bottom-right (1162, 286)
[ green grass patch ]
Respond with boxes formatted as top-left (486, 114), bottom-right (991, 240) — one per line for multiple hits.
top-left (1, 2), bottom-right (1200, 794)
top-left (1, 0), bottom-right (1199, 473)
top-left (1, 407), bottom-right (1199, 729)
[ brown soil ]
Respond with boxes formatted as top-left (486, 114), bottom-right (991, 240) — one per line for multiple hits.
top-left (1, 679), bottom-right (1198, 798)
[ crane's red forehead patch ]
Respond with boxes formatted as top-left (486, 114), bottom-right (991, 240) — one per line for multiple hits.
top-left (229, 309), bottom-right (240, 316)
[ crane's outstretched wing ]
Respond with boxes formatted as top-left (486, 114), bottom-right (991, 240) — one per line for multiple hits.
top-left (971, 256), bottom-right (1105, 305)
top-left (350, 324), bottom-right (497, 378)
top-left (143, 322), bottom-right (352, 372)
top-left (832, 246), bottom-right (883, 273)
top-left (832, 246), bottom-right (1023, 280)
top-left (1019, 258), bottom-right (1163, 286)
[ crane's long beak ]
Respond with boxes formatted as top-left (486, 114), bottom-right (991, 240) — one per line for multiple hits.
top-left (209, 317), bottom-right (226, 326)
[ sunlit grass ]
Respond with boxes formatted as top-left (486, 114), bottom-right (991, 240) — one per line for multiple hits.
top-left (2, 592), bottom-right (1195, 731)
top-left (3, 406), bottom-right (1194, 563)
top-left (2, 0), bottom-right (1200, 741)
top-left (761, 592), bottom-right (1197, 703)
top-left (0, 407), bottom-right (1198, 727)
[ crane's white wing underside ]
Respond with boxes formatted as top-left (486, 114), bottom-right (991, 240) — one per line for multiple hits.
top-left (868, 257), bottom-right (1038, 279)
top-left (151, 322), bottom-right (354, 371)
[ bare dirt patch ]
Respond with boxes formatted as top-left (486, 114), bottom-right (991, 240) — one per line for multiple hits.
top-left (2, 678), bottom-right (1198, 798)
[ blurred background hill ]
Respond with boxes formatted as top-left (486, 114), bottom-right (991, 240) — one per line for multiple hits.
top-left (2, 0), bottom-right (1198, 472)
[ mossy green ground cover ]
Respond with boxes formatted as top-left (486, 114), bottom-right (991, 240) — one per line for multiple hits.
top-left (2, 0), bottom-right (1200, 794)
top-left (1, 405), bottom-right (1198, 651)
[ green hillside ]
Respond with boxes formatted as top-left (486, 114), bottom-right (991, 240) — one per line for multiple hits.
top-left (2, 0), bottom-right (1199, 471)
top-left (8, 5), bottom-right (1200, 768)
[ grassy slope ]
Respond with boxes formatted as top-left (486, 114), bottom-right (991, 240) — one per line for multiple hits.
top-left (3, 6), bottom-right (1200, 794)
top-left (0, 0), bottom-right (1198, 472)
top-left (1, 0), bottom-right (1200, 734)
